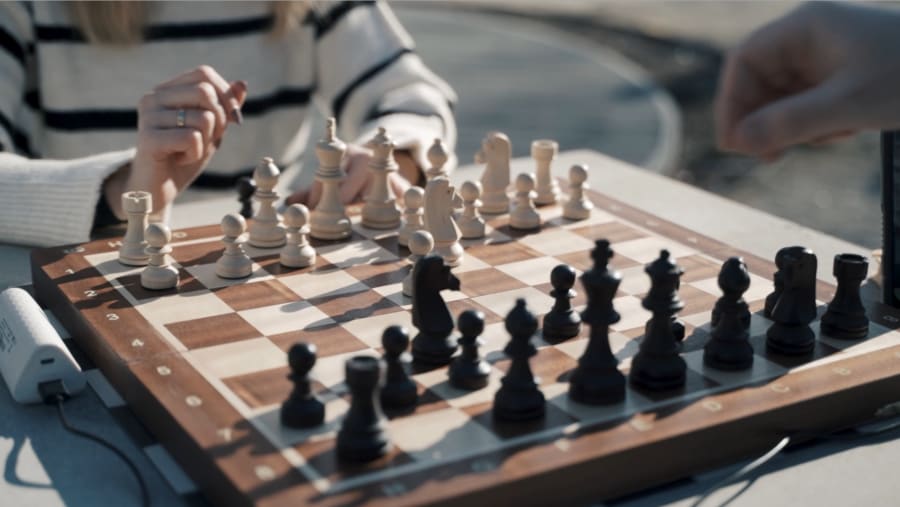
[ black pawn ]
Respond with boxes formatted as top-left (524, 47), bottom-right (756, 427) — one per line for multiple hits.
top-left (494, 299), bottom-right (545, 421)
top-left (766, 247), bottom-right (817, 355)
top-left (821, 254), bottom-right (869, 340)
top-left (569, 240), bottom-right (626, 405)
top-left (629, 250), bottom-right (687, 391)
top-left (237, 176), bottom-right (256, 219)
top-left (380, 326), bottom-right (418, 410)
top-left (449, 310), bottom-right (491, 390)
top-left (280, 343), bottom-right (325, 428)
top-left (542, 264), bottom-right (582, 343)
top-left (337, 356), bottom-right (391, 462)
top-left (704, 257), bottom-right (754, 370)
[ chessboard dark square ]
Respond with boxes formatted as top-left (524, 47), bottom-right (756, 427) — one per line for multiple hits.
top-left (214, 279), bottom-right (298, 312)
top-left (171, 240), bottom-right (222, 267)
top-left (491, 223), bottom-right (555, 239)
top-left (309, 230), bottom-right (367, 249)
top-left (626, 365), bottom-right (720, 403)
top-left (307, 289), bottom-right (402, 324)
top-left (344, 259), bottom-right (410, 288)
top-left (166, 313), bottom-right (260, 349)
top-left (465, 241), bottom-right (543, 266)
top-left (269, 323), bottom-right (369, 357)
top-left (222, 366), bottom-right (328, 409)
top-left (299, 437), bottom-right (414, 482)
top-left (462, 399), bottom-right (578, 439)
top-left (372, 234), bottom-right (404, 257)
top-left (491, 346), bottom-right (579, 386)
top-left (117, 271), bottom-right (205, 301)
top-left (679, 285), bottom-right (720, 316)
top-left (384, 382), bottom-right (451, 419)
top-left (457, 268), bottom-right (527, 297)
top-left (256, 253), bottom-right (335, 277)
top-left (554, 249), bottom-right (640, 272)
top-left (447, 298), bottom-right (504, 325)
top-left (535, 282), bottom-right (587, 308)
top-left (750, 333), bottom-right (841, 369)
top-left (680, 255), bottom-right (722, 283)
top-left (571, 221), bottom-right (647, 244)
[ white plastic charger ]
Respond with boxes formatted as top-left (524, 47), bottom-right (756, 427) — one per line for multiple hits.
top-left (0, 287), bottom-right (84, 404)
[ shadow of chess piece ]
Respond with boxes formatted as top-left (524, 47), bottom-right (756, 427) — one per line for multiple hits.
top-left (766, 247), bottom-right (817, 355)
top-left (542, 264), bottom-right (582, 344)
top-left (380, 326), bottom-right (418, 410)
top-left (411, 254), bottom-right (461, 366)
top-left (236, 176), bottom-right (256, 219)
top-left (449, 310), bottom-right (491, 390)
top-left (494, 299), bottom-right (545, 421)
top-left (569, 240), bottom-right (626, 405)
top-left (821, 254), bottom-right (869, 340)
top-left (337, 356), bottom-right (391, 462)
top-left (280, 343), bottom-right (325, 428)
top-left (630, 250), bottom-right (687, 391)
top-left (704, 257), bottom-right (754, 371)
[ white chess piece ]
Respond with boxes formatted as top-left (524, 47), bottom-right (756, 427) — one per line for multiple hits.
top-left (398, 186), bottom-right (425, 247)
top-left (424, 176), bottom-right (464, 267)
top-left (510, 173), bottom-right (541, 230)
top-left (457, 180), bottom-right (485, 239)
top-left (425, 138), bottom-right (449, 181)
top-left (403, 230), bottom-right (434, 297)
top-left (563, 164), bottom-right (594, 220)
top-left (119, 191), bottom-right (152, 266)
top-left (281, 204), bottom-right (316, 268)
top-left (532, 139), bottom-right (560, 205)
top-left (310, 118), bottom-right (352, 240)
top-left (216, 213), bottom-right (253, 279)
top-left (361, 127), bottom-right (401, 229)
top-left (140, 223), bottom-right (179, 290)
top-left (248, 157), bottom-right (286, 248)
top-left (476, 131), bottom-right (511, 214)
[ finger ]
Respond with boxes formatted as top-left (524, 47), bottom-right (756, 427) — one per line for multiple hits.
top-left (152, 83), bottom-right (228, 142)
top-left (157, 65), bottom-right (243, 124)
top-left (285, 189), bottom-right (308, 206)
top-left (140, 108), bottom-right (216, 147)
top-left (142, 128), bottom-right (204, 163)
top-left (809, 129), bottom-right (857, 146)
top-left (230, 80), bottom-right (248, 123)
top-left (389, 174), bottom-right (410, 208)
top-left (339, 159), bottom-right (370, 204)
top-left (307, 181), bottom-right (323, 209)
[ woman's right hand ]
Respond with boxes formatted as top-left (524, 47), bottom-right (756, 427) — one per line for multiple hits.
top-left (106, 65), bottom-right (247, 218)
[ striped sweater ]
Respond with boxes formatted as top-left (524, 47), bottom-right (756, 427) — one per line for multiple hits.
top-left (0, 1), bottom-right (456, 247)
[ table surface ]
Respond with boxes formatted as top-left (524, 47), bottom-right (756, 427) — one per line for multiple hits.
top-left (2, 150), bottom-right (899, 507)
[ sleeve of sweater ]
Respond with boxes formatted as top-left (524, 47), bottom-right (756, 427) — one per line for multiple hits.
top-left (0, 2), bottom-right (134, 247)
top-left (310, 1), bottom-right (458, 172)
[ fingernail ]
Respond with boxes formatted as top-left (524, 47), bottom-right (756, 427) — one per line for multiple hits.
top-left (214, 137), bottom-right (222, 149)
top-left (232, 107), bottom-right (243, 125)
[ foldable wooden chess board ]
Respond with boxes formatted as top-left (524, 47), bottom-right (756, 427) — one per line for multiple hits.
top-left (31, 186), bottom-right (900, 506)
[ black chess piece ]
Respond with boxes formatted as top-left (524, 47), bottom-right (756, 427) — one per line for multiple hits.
top-left (704, 257), bottom-right (754, 371)
top-left (493, 299), bottom-right (545, 421)
top-left (821, 253), bottom-right (869, 340)
top-left (449, 309), bottom-right (491, 390)
top-left (411, 254), bottom-right (461, 366)
top-left (766, 247), bottom-right (817, 355)
top-left (337, 356), bottom-right (392, 462)
top-left (569, 240), bottom-right (626, 405)
top-left (541, 264), bottom-right (582, 344)
top-left (629, 250), bottom-right (687, 391)
top-left (764, 246), bottom-right (806, 319)
top-left (237, 176), bottom-right (256, 219)
top-left (380, 326), bottom-right (418, 410)
top-left (280, 342), bottom-right (325, 428)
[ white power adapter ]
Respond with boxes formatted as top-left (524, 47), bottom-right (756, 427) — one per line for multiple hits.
top-left (0, 287), bottom-right (85, 404)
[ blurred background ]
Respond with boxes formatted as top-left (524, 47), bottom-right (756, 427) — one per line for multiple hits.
top-left (389, 0), bottom-right (881, 249)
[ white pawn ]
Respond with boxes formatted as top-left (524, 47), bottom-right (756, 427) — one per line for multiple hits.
top-left (398, 186), bottom-right (425, 247)
top-left (510, 173), bottom-right (540, 230)
top-left (248, 157), bottom-right (286, 248)
top-left (281, 204), bottom-right (316, 268)
top-left (140, 223), bottom-right (179, 290)
top-left (532, 139), bottom-right (560, 205)
top-left (425, 138), bottom-right (449, 181)
top-left (458, 180), bottom-right (485, 239)
top-left (563, 164), bottom-right (594, 220)
top-left (119, 191), bottom-right (152, 266)
top-left (216, 213), bottom-right (253, 279)
top-left (403, 230), bottom-right (434, 297)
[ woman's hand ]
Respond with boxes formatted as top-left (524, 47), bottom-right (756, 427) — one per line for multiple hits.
top-left (106, 65), bottom-right (247, 218)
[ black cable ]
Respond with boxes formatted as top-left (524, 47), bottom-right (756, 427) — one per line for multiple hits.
top-left (51, 394), bottom-right (151, 507)
top-left (689, 435), bottom-right (790, 507)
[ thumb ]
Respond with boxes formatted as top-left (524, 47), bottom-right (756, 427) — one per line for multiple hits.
top-left (734, 80), bottom-right (849, 156)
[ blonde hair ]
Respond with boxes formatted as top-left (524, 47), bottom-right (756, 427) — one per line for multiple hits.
top-left (69, 1), bottom-right (310, 45)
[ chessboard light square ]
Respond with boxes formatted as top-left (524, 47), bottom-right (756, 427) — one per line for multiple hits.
top-left (612, 237), bottom-right (697, 264)
top-left (555, 332), bottom-right (634, 361)
top-left (472, 287), bottom-right (554, 319)
top-left (682, 349), bottom-right (787, 389)
top-left (390, 407), bottom-right (502, 462)
top-left (517, 229), bottom-right (595, 257)
top-left (188, 337), bottom-right (285, 379)
top-left (251, 397), bottom-right (349, 448)
top-left (239, 301), bottom-right (333, 336)
top-left (372, 283), bottom-right (410, 309)
top-left (557, 207), bottom-right (617, 229)
top-left (415, 367), bottom-right (504, 409)
top-left (340, 312), bottom-right (415, 348)
top-left (451, 254), bottom-right (490, 274)
top-left (318, 239), bottom-right (397, 268)
top-left (617, 265), bottom-right (651, 295)
top-left (610, 296), bottom-right (651, 332)
top-left (818, 325), bottom-right (900, 357)
top-left (184, 262), bottom-right (272, 290)
top-left (313, 349), bottom-right (379, 389)
top-left (85, 251), bottom-right (145, 280)
top-left (280, 269), bottom-right (368, 300)
top-left (497, 256), bottom-right (577, 286)
top-left (135, 291), bottom-right (232, 325)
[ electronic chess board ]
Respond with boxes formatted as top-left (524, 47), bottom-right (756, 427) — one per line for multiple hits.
top-left (31, 184), bottom-right (900, 507)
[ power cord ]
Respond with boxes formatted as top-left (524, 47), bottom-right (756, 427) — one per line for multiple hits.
top-left (39, 380), bottom-right (150, 507)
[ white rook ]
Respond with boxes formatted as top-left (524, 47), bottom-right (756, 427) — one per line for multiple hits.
top-left (119, 191), bottom-right (152, 266)
top-left (532, 139), bottom-right (560, 205)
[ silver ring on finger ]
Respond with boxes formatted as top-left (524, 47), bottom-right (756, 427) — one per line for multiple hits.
top-left (175, 108), bottom-right (186, 128)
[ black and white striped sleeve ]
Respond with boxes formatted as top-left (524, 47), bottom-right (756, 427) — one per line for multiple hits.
top-left (311, 1), bottom-right (457, 171)
top-left (0, 1), bottom-right (35, 156)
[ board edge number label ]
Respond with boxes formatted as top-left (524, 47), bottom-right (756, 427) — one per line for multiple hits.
top-left (702, 400), bottom-right (723, 412)
top-left (217, 428), bottom-right (232, 442)
top-left (107, 240), bottom-right (122, 248)
top-left (186, 395), bottom-right (203, 407)
top-left (157, 366), bottom-right (171, 376)
top-left (63, 246), bottom-right (85, 254)
top-left (630, 418), bottom-right (653, 432)
top-left (255, 465), bottom-right (275, 481)
top-left (65, 268), bottom-right (74, 275)
top-left (173, 231), bottom-right (188, 239)
top-left (382, 482), bottom-right (407, 496)
top-left (83, 290), bottom-right (97, 298)
top-left (131, 339), bottom-right (144, 348)
top-left (770, 383), bottom-right (790, 393)
top-left (833, 367), bottom-right (852, 376)
top-left (106, 313), bottom-right (119, 321)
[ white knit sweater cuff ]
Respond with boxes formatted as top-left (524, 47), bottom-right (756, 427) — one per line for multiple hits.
top-left (0, 149), bottom-right (135, 247)
top-left (355, 113), bottom-right (457, 178)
